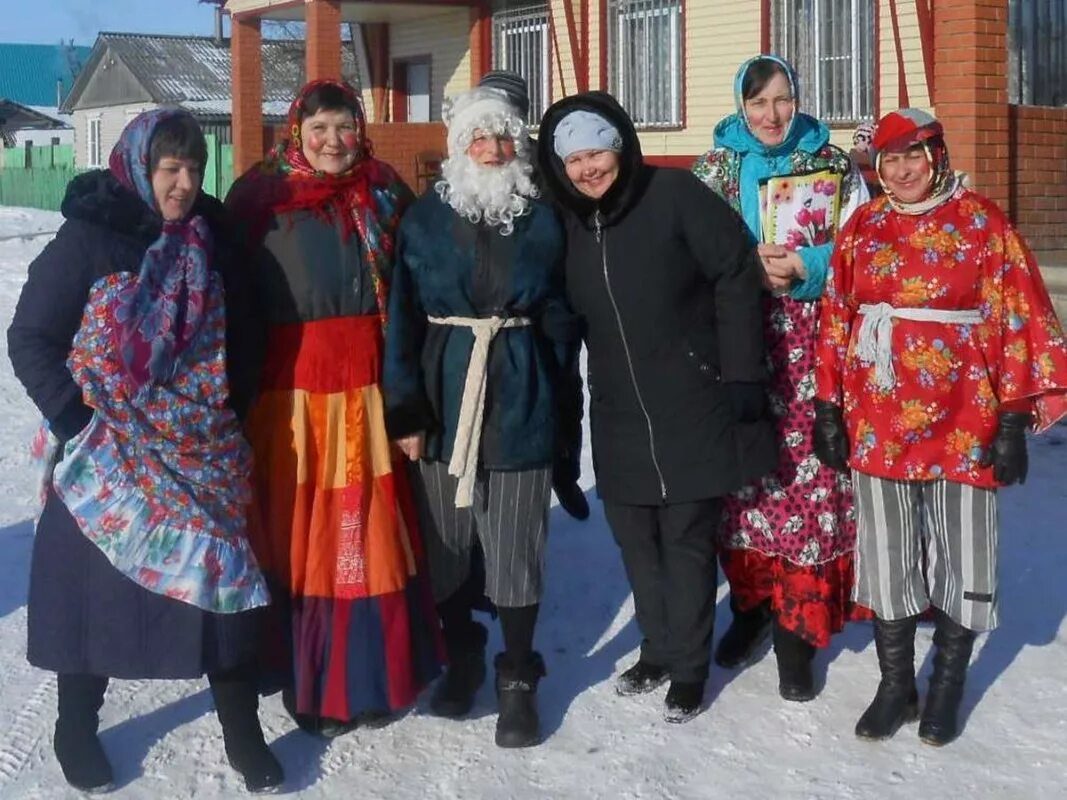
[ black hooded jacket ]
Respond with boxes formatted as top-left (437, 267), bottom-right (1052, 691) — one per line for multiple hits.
top-left (538, 92), bottom-right (777, 504)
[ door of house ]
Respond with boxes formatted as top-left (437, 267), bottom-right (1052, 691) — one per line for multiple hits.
top-left (406, 61), bottom-right (431, 122)
top-left (393, 58), bottom-right (431, 122)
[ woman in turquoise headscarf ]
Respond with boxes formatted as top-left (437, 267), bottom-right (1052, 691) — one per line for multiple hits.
top-left (693, 55), bottom-right (869, 701)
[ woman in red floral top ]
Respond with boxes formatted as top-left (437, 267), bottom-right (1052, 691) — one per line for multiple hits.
top-left (814, 108), bottom-right (1067, 746)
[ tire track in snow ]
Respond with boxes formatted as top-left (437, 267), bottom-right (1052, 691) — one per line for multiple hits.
top-left (0, 671), bottom-right (56, 788)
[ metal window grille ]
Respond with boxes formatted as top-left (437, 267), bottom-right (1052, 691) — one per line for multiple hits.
top-left (87, 117), bottom-right (102, 168)
top-left (1009, 0), bottom-right (1067, 106)
top-left (772, 0), bottom-right (875, 124)
top-left (607, 0), bottom-right (683, 128)
top-left (492, 1), bottom-right (551, 124)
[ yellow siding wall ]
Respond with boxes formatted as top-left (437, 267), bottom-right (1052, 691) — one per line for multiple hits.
top-left (368, 0), bottom-right (934, 156)
top-left (653, 0), bottom-right (761, 155)
top-left (879, 0), bottom-right (932, 115)
top-left (549, 0), bottom-right (582, 100)
top-left (387, 8), bottom-right (472, 121)
top-left (566, 0), bottom-right (761, 157)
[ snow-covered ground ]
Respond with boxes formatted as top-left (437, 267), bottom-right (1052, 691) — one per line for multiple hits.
top-left (0, 206), bottom-right (1064, 799)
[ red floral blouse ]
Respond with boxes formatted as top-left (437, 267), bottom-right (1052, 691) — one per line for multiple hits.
top-left (815, 187), bottom-right (1067, 488)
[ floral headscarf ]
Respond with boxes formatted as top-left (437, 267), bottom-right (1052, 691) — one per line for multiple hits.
top-left (872, 108), bottom-right (959, 215)
top-left (109, 108), bottom-right (211, 389)
top-left (225, 79), bottom-right (411, 327)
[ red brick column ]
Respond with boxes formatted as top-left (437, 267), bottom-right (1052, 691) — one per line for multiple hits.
top-left (231, 13), bottom-right (264, 177)
top-left (307, 0), bottom-right (343, 82)
top-left (469, 0), bottom-right (492, 86)
top-left (933, 0), bottom-right (1010, 208)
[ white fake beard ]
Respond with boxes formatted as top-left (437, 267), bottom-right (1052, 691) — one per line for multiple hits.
top-left (435, 155), bottom-right (539, 236)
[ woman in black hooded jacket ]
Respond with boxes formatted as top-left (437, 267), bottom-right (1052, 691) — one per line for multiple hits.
top-left (538, 92), bottom-right (777, 722)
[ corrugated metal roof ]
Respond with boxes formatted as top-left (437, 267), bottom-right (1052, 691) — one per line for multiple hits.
top-left (0, 43), bottom-right (92, 107)
top-left (96, 32), bottom-right (357, 105)
top-left (181, 98), bottom-right (292, 121)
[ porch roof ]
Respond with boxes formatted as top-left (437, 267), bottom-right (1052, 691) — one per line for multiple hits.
top-left (224, 0), bottom-right (474, 23)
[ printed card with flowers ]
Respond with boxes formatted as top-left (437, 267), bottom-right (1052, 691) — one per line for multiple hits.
top-left (759, 170), bottom-right (843, 250)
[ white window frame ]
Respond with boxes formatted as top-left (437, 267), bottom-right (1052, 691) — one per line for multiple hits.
top-left (608, 0), bottom-right (683, 129)
top-left (772, 0), bottom-right (876, 124)
top-left (86, 116), bottom-right (102, 168)
top-left (491, 1), bottom-right (550, 125)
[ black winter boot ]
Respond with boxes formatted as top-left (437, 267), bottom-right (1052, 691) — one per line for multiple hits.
top-left (773, 621), bottom-right (817, 702)
top-left (855, 616), bottom-right (920, 740)
top-left (615, 660), bottom-right (670, 696)
top-left (209, 671), bottom-right (284, 794)
top-left (714, 597), bottom-right (772, 669)
top-left (54, 674), bottom-right (113, 794)
top-left (663, 680), bottom-right (706, 724)
top-left (919, 610), bottom-right (977, 747)
top-left (430, 621), bottom-right (488, 718)
top-left (494, 652), bottom-right (545, 748)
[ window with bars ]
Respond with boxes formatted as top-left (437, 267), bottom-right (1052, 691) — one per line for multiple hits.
top-left (87, 117), bottom-right (102, 168)
top-left (608, 0), bottom-right (683, 128)
top-left (1009, 0), bottom-right (1067, 106)
top-left (771, 0), bottom-right (876, 124)
top-left (491, 1), bottom-right (550, 124)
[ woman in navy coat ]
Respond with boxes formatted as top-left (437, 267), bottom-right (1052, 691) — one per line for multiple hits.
top-left (8, 109), bottom-right (281, 794)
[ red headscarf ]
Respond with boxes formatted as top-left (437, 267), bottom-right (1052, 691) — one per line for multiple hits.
top-left (226, 80), bottom-right (412, 324)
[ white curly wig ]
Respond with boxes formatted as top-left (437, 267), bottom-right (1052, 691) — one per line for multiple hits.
top-left (435, 86), bottom-right (538, 236)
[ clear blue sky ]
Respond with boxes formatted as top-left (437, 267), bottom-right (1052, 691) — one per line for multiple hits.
top-left (3, 0), bottom-right (228, 47)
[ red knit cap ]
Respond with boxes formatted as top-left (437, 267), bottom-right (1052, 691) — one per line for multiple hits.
top-left (871, 108), bottom-right (944, 154)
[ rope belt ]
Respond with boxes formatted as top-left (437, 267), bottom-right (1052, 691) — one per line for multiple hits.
top-left (427, 314), bottom-right (533, 507)
top-left (856, 302), bottom-right (983, 390)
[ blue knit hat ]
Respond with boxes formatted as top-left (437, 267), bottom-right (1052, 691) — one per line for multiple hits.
top-left (552, 110), bottom-right (622, 161)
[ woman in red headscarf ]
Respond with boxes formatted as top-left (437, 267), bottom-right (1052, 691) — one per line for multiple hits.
top-left (814, 108), bottom-right (1067, 746)
top-left (226, 80), bottom-right (444, 736)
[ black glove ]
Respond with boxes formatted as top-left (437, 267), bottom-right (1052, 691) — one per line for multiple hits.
top-left (553, 479), bottom-right (590, 521)
top-left (724, 382), bottom-right (768, 424)
top-left (980, 411), bottom-right (1030, 485)
top-left (812, 399), bottom-right (850, 471)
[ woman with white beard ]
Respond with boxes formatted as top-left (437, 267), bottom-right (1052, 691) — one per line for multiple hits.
top-left (383, 86), bottom-right (577, 748)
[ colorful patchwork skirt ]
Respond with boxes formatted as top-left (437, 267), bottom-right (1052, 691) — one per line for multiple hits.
top-left (246, 314), bottom-right (444, 720)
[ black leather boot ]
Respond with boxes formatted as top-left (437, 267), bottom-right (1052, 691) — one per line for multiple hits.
top-left (494, 652), bottom-right (546, 748)
top-left (663, 680), bottom-right (706, 724)
top-left (615, 660), bottom-right (669, 696)
top-left (773, 621), bottom-right (817, 702)
top-left (919, 610), bottom-right (977, 747)
top-left (209, 670), bottom-right (284, 793)
top-left (855, 616), bottom-right (920, 740)
top-left (54, 674), bottom-right (113, 794)
top-left (430, 621), bottom-right (488, 718)
top-left (714, 597), bottom-right (772, 669)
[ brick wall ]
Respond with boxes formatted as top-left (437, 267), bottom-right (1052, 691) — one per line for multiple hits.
top-left (306, 0), bottom-right (342, 82)
top-left (933, 0), bottom-right (1010, 208)
top-left (231, 14), bottom-right (263, 175)
top-left (1010, 105), bottom-right (1067, 265)
top-left (366, 122), bottom-right (447, 192)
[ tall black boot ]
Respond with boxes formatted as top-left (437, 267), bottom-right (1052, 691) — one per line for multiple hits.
top-left (773, 620), bottom-right (817, 702)
top-left (209, 669), bottom-right (284, 794)
top-left (54, 673), bottom-right (113, 794)
top-left (494, 652), bottom-right (546, 748)
top-left (919, 610), bottom-right (977, 747)
top-left (430, 620), bottom-right (488, 718)
top-left (714, 597), bottom-right (772, 669)
top-left (855, 616), bottom-right (920, 740)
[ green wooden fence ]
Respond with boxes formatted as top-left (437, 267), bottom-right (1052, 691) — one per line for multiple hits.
top-left (0, 140), bottom-right (235, 212)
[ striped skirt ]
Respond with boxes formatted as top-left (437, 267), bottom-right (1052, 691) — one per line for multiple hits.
top-left (246, 315), bottom-right (444, 719)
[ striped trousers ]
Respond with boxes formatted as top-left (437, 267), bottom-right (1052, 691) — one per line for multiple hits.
top-left (852, 472), bottom-right (999, 632)
top-left (408, 460), bottom-right (551, 608)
